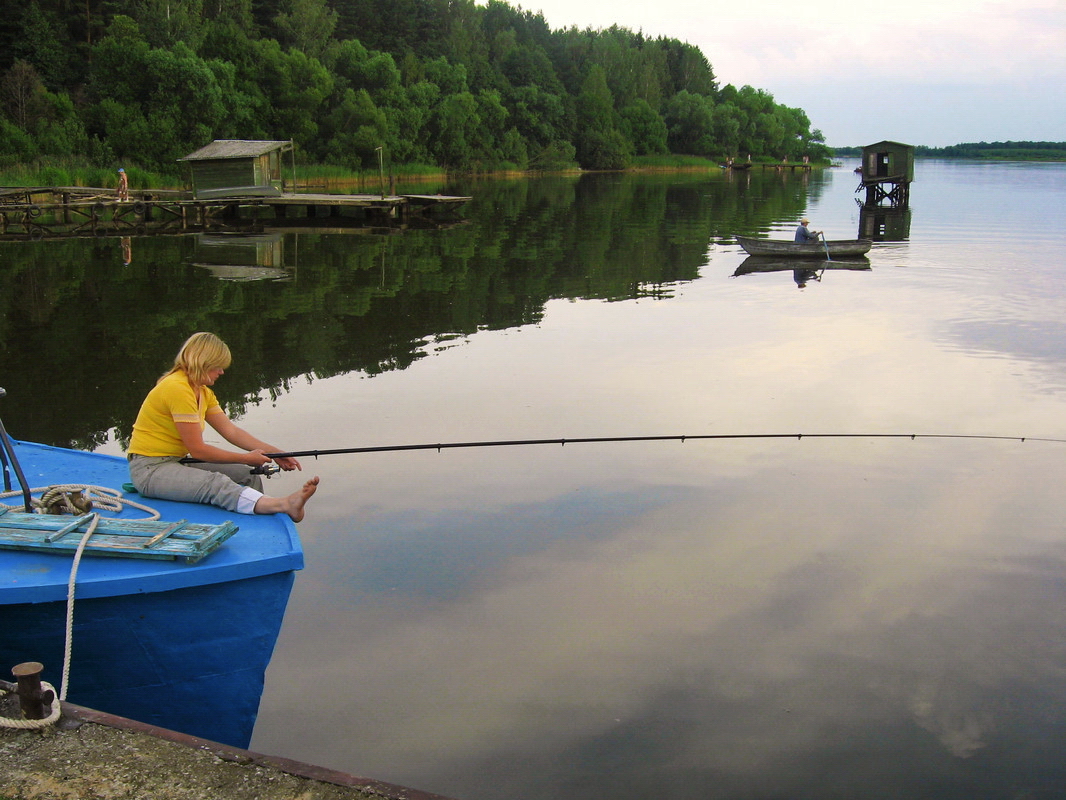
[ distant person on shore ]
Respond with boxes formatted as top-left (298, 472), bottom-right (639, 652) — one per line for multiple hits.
top-left (117, 168), bottom-right (129, 202)
top-left (795, 218), bottom-right (821, 243)
top-left (127, 332), bottom-right (319, 522)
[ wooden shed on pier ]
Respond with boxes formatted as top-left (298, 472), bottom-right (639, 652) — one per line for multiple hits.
top-left (179, 140), bottom-right (294, 200)
top-left (858, 140), bottom-right (914, 207)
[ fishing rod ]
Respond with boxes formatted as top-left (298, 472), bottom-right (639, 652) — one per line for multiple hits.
top-left (180, 431), bottom-right (1066, 473)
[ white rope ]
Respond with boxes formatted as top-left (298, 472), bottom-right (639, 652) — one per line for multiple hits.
top-left (0, 487), bottom-right (162, 729)
top-left (0, 682), bottom-right (61, 729)
top-left (60, 513), bottom-right (100, 702)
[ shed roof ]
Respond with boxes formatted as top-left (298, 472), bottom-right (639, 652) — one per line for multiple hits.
top-left (179, 140), bottom-right (293, 161)
top-left (862, 140), bottom-right (914, 152)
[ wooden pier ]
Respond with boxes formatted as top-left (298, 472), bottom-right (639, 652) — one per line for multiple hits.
top-left (760, 162), bottom-right (813, 172)
top-left (0, 186), bottom-right (471, 241)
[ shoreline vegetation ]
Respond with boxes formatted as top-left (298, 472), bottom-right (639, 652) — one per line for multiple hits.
top-left (1, 144), bottom-right (1061, 193)
top-left (0, 154), bottom-right (800, 192)
top-left (834, 141), bottom-right (1066, 161)
top-left (0, 0), bottom-right (833, 183)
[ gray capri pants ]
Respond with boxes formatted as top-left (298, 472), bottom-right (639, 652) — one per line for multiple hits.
top-left (128, 455), bottom-right (263, 513)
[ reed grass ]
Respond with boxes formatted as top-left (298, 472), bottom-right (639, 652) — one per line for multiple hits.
top-left (631, 154), bottom-right (722, 169)
top-left (0, 159), bottom-right (179, 190)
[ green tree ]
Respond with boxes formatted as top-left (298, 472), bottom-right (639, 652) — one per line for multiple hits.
top-left (428, 90), bottom-right (481, 168)
top-left (710, 102), bottom-right (743, 157)
top-left (574, 64), bottom-right (630, 169)
top-left (87, 18), bottom-right (231, 168)
top-left (1, 59), bottom-right (48, 130)
top-left (620, 98), bottom-right (668, 155)
top-left (663, 90), bottom-right (714, 154)
top-left (660, 39), bottom-right (717, 97)
top-left (130, 0), bottom-right (207, 51)
top-left (321, 87), bottom-right (390, 168)
top-left (246, 38), bottom-right (333, 150)
top-left (274, 0), bottom-right (338, 60)
top-left (0, 116), bottom-right (37, 160)
top-left (505, 84), bottom-right (565, 150)
top-left (10, 0), bottom-right (71, 88)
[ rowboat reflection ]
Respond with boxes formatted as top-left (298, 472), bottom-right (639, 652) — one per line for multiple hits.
top-left (733, 255), bottom-right (871, 288)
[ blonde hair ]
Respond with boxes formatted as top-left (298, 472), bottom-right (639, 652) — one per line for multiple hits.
top-left (164, 332), bottom-right (232, 385)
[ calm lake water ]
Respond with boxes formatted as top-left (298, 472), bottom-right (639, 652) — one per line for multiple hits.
top-left (4, 159), bottom-right (1066, 799)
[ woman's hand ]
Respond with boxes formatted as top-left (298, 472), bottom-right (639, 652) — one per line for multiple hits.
top-left (271, 455), bottom-right (302, 471)
top-left (244, 449), bottom-right (273, 467)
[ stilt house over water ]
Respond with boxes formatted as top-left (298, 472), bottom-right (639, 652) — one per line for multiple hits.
top-left (179, 140), bottom-right (294, 200)
top-left (858, 140), bottom-right (914, 207)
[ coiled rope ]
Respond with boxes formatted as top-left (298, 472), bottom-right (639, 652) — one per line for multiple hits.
top-left (0, 485), bottom-right (160, 729)
top-left (1, 483), bottom-right (161, 520)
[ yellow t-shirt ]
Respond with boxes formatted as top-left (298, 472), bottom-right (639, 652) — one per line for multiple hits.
top-left (129, 370), bottom-right (222, 457)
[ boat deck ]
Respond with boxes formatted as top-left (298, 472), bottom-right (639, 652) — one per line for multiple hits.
top-left (0, 441), bottom-right (303, 604)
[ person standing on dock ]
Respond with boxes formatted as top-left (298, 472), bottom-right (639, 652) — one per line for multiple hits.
top-left (117, 168), bottom-right (129, 202)
top-left (795, 218), bottom-right (821, 242)
top-left (127, 332), bottom-right (319, 522)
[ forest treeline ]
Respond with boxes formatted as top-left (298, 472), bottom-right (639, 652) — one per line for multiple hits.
top-left (835, 142), bottom-right (1066, 161)
top-left (0, 0), bottom-right (832, 176)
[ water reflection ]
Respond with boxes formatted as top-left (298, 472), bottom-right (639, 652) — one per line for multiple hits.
top-left (0, 170), bottom-right (822, 449)
top-left (859, 205), bottom-right (912, 241)
top-left (733, 256), bottom-right (872, 288)
top-left (192, 233), bottom-right (291, 282)
top-left (6, 161), bottom-right (1066, 799)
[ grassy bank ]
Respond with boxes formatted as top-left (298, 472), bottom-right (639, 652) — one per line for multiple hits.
top-left (0, 153), bottom-right (822, 192)
top-left (0, 158), bottom-right (449, 193)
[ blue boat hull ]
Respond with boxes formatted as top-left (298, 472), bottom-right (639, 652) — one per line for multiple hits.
top-left (0, 441), bottom-right (304, 748)
top-left (0, 571), bottom-right (294, 747)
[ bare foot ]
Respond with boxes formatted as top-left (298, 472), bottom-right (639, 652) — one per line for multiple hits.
top-left (284, 476), bottom-right (319, 523)
top-left (255, 476), bottom-right (319, 521)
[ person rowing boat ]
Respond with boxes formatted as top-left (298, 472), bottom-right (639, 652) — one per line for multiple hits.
top-left (794, 218), bottom-right (822, 243)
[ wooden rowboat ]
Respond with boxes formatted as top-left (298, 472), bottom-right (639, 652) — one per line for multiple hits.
top-left (736, 235), bottom-right (873, 258)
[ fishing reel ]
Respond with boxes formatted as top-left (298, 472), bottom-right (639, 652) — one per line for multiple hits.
top-left (250, 462), bottom-right (282, 477)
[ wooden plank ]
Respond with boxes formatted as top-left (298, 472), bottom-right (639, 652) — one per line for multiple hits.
top-left (43, 513), bottom-right (95, 542)
top-left (144, 519), bottom-right (190, 549)
top-left (0, 512), bottom-right (238, 563)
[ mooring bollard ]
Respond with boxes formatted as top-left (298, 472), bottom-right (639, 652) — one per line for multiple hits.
top-left (11, 662), bottom-right (54, 720)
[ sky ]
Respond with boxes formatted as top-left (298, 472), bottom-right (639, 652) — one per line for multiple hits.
top-left (514, 0), bottom-right (1066, 148)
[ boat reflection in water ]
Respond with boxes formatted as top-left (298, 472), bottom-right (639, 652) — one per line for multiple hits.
top-left (733, 255), bottom-right (871, 287)
top-left (0, 439), bottom-right (303, 749)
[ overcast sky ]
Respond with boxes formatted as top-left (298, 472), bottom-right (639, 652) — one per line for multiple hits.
top-left (516, 0), bottom-right (1066, 147)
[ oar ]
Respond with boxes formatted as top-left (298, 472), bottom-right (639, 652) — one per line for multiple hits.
top-left (820, 231), bottom-right (833, 262)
